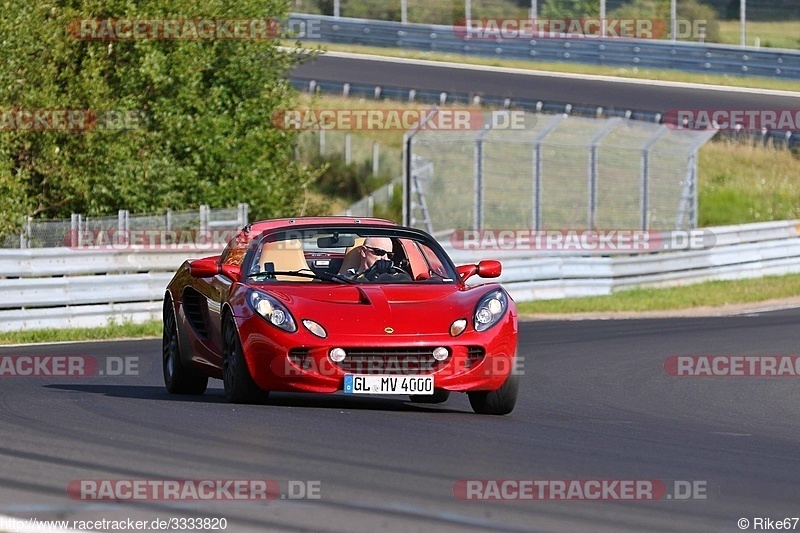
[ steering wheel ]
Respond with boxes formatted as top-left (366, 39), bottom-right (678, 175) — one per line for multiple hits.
top-left (360, 261), bottom-right (412, 282)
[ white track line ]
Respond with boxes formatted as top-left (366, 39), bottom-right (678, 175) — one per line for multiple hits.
top-left (314, 49), bottom-right (800, 98)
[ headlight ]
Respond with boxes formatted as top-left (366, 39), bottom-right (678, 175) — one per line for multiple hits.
top-left (248, 290), bottom-right (297, 333)
top-left (474, 290), bottom-right (508, 332)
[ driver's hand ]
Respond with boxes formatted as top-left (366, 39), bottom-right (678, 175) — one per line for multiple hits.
top-left (369, 259), bottom-right (393, 275)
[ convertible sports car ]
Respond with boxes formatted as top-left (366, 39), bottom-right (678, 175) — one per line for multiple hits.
top-left (162, 217), bottom-right (519, 415)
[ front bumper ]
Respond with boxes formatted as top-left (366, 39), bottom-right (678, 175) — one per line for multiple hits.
top-left (236, 312), bottom-right (518, 394)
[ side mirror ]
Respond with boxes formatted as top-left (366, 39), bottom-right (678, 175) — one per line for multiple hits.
top-left (477, 260), bottom-right (502, 278)
top-left (188, 259), bottom-right (220, 278)
top-left (220, 264), bottom-right (241, 281)
top-left (457, 260), bottom-right (502, 282)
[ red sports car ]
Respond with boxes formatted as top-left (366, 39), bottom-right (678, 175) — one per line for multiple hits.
top-left (162, 217), bottom-right (519, 415)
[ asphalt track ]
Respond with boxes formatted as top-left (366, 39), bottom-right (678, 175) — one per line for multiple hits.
top-left (292, 53), bottom-right (800, 113)
top-left (1, 311), bottom-right (800, 532)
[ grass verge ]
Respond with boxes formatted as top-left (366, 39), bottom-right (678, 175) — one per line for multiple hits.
top-left (516, 273), bottom-right (800, 314)
top-left (717, 20), bottom-right (800, 50)
top-left (0, 320), bottom-right (162, 346)
top-left (296, 42), bottom-right (800, 93)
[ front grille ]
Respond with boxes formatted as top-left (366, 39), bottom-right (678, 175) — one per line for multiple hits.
top-left (288, 348), bottom-right (311, 368)
top-left (335, 347), bottom-right (450, 375)
top-left (466, 346), bottom-right (485, 368)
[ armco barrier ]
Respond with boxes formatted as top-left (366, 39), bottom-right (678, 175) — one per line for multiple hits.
top-left (0, 248), bottom-right (215, 332)
top-left (289, 13), bottom-right (800, 80)
top-left (0, 220), bottom-right (799, 332)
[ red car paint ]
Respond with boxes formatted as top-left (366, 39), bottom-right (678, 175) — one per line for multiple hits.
top-left (164, 217), bottom-right (518, 404)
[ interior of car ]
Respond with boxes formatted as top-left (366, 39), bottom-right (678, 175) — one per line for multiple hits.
top-left (253, 233), bottom-right (451, 283)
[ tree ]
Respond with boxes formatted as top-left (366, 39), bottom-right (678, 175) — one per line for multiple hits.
top-left (541, 0), bottom-right (600, 18)
top-left (0, 0), bottom-right (320, 235)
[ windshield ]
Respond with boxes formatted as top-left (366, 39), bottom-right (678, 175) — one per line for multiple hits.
top-left (246, 226), bottom-right (457, 284)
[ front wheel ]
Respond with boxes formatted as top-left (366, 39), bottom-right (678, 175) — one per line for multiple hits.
top-left (222, 315), bottom-right (269, 404)
top-left (163, 301), bottom-right (208, 395)
top-left (468, 372), bottom-right (519, 415)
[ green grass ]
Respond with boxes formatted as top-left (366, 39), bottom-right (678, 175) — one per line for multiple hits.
top-left (517, 273), bottom-right (800, 314)
top-left (296, 42), bottom-right (800, 93)
top-left (698, 138), bottom-right (800, 226)
top-left (0, 319), bottom-right (161, 346)
top-left (717, 20), bottom-right (800, 50)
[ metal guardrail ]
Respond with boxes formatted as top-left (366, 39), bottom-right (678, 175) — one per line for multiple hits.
top-left (1, 220), bottom-right (799, 331)
top-left (446, 220), bottom-right (800, 301)
top-left (289, 13), bottom-right (800, 80)
top-left (0, 248), bottom-right (221, 332)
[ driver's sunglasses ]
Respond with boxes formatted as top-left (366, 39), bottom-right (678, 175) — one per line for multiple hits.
top-left (365, 246), bottom-right (393, 259)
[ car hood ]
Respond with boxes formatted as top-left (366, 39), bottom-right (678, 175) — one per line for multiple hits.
top-left (258, 283), bottom-right (494, 337)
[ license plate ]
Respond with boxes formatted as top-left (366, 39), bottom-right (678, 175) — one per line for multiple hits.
top-left (344, 374), bottom-right (434, 395)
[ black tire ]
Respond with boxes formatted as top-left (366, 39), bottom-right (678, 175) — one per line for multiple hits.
top-left (163, 299), bottom-right (208, 395)
top-left (468, 372), bottom-right (519, 415)
top-left (222, 314), bottom-right (269, 404)
top-left (409, 389), bottom-right (451, 404)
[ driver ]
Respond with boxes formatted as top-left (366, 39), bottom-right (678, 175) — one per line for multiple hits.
top-left (344, 237), bottom-right (396, 280)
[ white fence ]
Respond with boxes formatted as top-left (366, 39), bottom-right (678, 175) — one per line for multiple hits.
top-left (1, 220), bottom-right (799, 332)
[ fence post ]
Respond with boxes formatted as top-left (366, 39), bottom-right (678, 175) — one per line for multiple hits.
top-left (20, 216), bottom-right (31, 249)
top-left (199, 205), bottom-right (209, 233)
top-left (319, 130), bottom-right (325, 156)
top-left (237, 203), bottom-right (249, 227)
top-left (118, 210), bottom-right (128, 246)
top-left (345, 133), bottom-right (351, 165)
top-left (588, 118), bottom-right (621, 230)
top-left (474, 128), bottom-right (489, 231)
top-left (403, 132), bottom-right (410, 226)
top-left (372, 142), bottom-right (379, 176)
top-left (691, 152), bottom-right (699, 229)
top-left (70, 214), bottom-right (78, 248)
top-left (368, 195), bottom-right (374, 217)
top-left (641, 127), bottom-right (668, 231)
top-left (531, 115), bottom-right (564, 231)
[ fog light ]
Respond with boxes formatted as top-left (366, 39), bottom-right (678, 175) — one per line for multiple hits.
top-left (433, 347), bottom-right (449, 361)
top-left (330, 348), bottom-right (346, 362)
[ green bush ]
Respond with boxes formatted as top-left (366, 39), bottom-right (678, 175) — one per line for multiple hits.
top-left (312, 153), bottom-right (393, 201)
top-left (609, 0), bottom-right (720, 42)
top-left (0, 0), bottom-right (321, 236)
